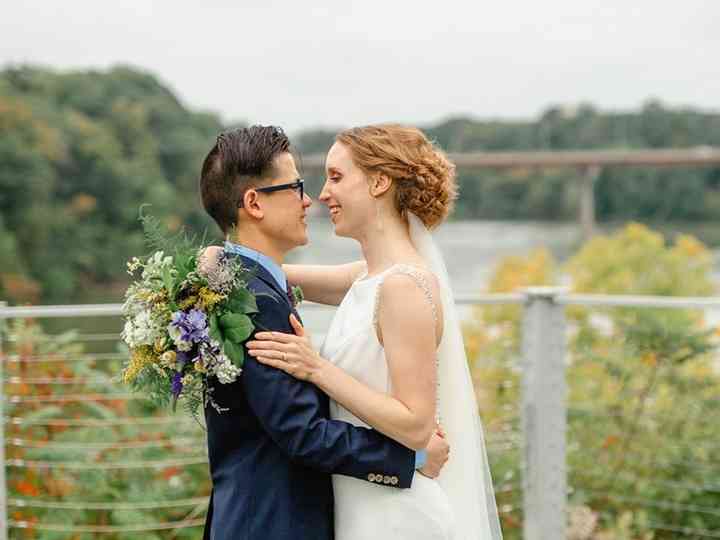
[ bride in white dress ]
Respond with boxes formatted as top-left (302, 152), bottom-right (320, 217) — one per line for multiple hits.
top-left (247, 125), bottom-right (502, 540)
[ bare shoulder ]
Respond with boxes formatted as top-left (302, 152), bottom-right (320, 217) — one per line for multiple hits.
top-left (377, 266), bottom-right (443, 322)
top-left (376, 266), bottom-right (444, 344)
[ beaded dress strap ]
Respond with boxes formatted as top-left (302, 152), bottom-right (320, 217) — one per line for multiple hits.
top-left (372, 264), bottom-right (438, 329)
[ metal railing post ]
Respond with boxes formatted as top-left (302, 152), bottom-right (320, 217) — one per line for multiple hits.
top-left (521, 288), bottom-right (567, 540)
top-left (0, 301), bottom-right (7, 540)
top-left (579, 165), bottom-right (601, 241)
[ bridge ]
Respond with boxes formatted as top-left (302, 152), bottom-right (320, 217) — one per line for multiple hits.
top-left (301, 146), bottom-right (720, 240)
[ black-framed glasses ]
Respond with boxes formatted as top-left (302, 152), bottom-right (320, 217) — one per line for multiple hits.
top-left (239, 179), bottom-right (304, 208)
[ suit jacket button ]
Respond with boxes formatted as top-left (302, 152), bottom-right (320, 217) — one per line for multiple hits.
top-left (391, 476), bottom-right (399, 485)
top-left (368, 473), bottom-right (376, 482)
top-left (383, 475), bottom-right (391, 484)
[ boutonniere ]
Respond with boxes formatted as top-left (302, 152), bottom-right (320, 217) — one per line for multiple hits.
top-left (291, 285), bottom-right (304, 307)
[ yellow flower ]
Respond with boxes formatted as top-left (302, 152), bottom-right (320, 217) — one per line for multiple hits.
top-left (194, 361), bottom-right (207, 373)
top-left (640, 352), bottom-right (657, 367)
top-left (179, 295), bottom-right (198, 310)
top-left (148, 291), bottom-right (167, 305)
top-left (122, 346), bottom-right (157, 383)
top-left (197, 287), bottom-right (224, 311)
top-left (674, 234), bottom-right (709, 259)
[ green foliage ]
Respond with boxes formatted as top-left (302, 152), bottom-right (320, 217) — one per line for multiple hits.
top-left (465, 224), bottom-right (720, 539)
top-left (138, 207), bottom-right (206, 263)
top-left (3, 319), bottom-right (210, 539)
top-left (0, 65), bottom-right (223, 304)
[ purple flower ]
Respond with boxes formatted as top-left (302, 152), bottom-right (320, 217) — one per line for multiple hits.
top-left (170, 309), bottom-right (209, 344)
top-left (171, 371), bottom-right (183, 397)
top-left (186, 309), bottom-right (206, 329)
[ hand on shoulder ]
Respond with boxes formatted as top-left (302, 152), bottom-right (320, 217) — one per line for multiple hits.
top-left (198, 245), bottom-right (223, 274)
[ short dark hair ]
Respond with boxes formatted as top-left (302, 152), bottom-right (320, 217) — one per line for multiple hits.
top-left (200, 125), bottom-right (291, 235)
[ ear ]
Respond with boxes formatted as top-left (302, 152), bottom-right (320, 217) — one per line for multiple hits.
top-left (369, 174), bottom-right (393, 198)
top-left (240, 189), bottom-right (265, 220)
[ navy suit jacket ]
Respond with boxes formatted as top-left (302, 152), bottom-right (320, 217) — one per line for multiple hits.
top-left (203, 254), bottom-right (415, 540)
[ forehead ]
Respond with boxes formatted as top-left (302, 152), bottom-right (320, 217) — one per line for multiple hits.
top-left (326, 142), bottom-right (354, 172)
top-left (271, 152), bottom-right (299, 181)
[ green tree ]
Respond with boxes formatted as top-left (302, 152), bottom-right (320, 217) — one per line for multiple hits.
top-left (465, 224), bottom-right (720, 539)
top-left (0, 65), bottom-right (223, 303)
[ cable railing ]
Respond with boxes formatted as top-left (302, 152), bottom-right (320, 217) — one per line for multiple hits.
top-left (0, 297), bottom-right (521, 538)
top-left (0, 302), bottom-right (210, 538)
top-left (2, 291), bottom-right (720, 538)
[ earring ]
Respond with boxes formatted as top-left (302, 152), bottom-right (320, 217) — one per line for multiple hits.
top-left (375, 197), bottom-right (383, 232)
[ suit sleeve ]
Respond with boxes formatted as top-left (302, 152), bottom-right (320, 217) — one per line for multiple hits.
top-left (241, 293), bottom-right (416, 489)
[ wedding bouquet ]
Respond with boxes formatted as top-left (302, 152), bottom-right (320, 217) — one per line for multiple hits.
top-left (120, 213), bottom-right (261, 417)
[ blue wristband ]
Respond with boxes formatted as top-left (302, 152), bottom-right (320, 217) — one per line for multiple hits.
top-left (415, 449), bottom-right (427, 469)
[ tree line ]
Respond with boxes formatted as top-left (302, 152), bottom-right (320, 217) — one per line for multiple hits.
top-left (2, 65), bottom-right (720, 303)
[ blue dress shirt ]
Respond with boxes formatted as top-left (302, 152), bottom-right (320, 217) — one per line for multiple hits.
top-left (224, 241), bottom-right (288, 292)
top-left (222, 241), bottom-right (424, 469)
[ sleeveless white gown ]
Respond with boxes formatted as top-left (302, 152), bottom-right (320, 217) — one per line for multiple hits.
top-left (319, 264), bottom-right (456, 540)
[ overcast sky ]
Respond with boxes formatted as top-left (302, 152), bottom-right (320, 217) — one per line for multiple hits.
top-left (2, 1), bottom-right (718, 133)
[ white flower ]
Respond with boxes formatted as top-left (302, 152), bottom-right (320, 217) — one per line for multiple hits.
top-left (126, 257), bottom-right (142, 274)
top-left (167, 322), bottom-right (192, 351)
top-left (167, 322), bottom-right (181, 342)
top-left (177, 339), bottom-right (192, 352)
top-left (121, 319), bottom-right (136, 347)
top-left (160, 351), bottom-right (177, 368)
top-left (121, 286), bottom-right (147, 318)
top-left (122, 310), bottom-right (163, 349)
top-left (215, 356), bottom-right (241, 384)
top-left (141, 250), bottom-right (175, 282)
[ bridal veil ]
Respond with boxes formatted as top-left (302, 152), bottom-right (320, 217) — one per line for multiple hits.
top-left (408, 212), bottom-right (503, 540)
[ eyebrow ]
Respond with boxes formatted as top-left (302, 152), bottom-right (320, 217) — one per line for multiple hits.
top-left (326, 167), bottom-right (342, 175)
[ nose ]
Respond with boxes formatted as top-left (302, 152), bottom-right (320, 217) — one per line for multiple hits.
top-left (318, 179), bottom-right (330, 203)
top-left (302, 193), bottom-right (312, 209)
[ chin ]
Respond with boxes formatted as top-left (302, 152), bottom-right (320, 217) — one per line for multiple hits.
top-left (331, 218), bottom-right (347, 237)
top-left (333, 221), bottom-right (362, 240)
top-left (296, 230), bottom-right (309, 246)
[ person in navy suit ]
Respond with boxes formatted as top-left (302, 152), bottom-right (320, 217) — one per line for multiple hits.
top-left (199, 126), bottom-right (449, 540)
